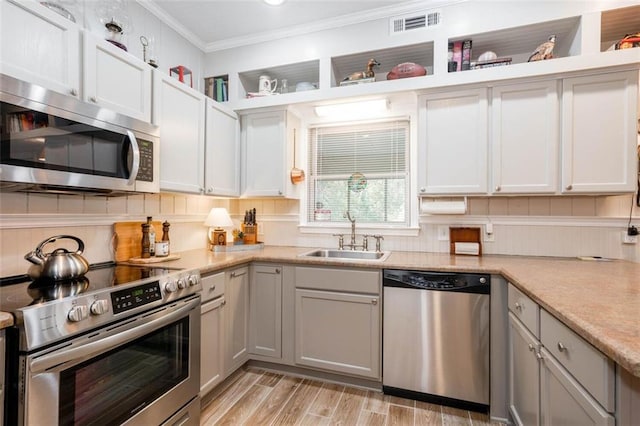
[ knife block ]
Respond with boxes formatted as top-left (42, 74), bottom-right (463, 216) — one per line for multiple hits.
top-left (241, 223), bottom-right (257, 245)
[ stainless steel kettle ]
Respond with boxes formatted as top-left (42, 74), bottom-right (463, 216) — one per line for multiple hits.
top-left (24, 235), bottom-right (90, 280)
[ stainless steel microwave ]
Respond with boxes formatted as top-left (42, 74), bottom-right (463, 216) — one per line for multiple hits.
top-left (0, 74), bottom-right (159, 195)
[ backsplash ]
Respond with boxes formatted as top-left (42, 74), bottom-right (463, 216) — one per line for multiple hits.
top-left (1, 191), bottom-right (639, 277)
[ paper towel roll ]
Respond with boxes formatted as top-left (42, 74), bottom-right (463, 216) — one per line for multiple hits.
top-left (420, 197), bottom-right (467, 214)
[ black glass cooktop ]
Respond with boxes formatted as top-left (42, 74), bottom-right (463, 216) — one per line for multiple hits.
top-left (0, 262), bottom-right (181, 310)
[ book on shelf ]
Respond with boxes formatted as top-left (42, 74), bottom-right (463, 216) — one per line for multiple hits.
top-left (471, 57), bottom-right (512, 69)
top-left (461, 39), bottom-right (472, 71)
top-left (339, 77), bottom-right (375, 86)
top-left (449, 39), bottom-right (473, 72)
top-left (204, 76), bottom-right (228, 102)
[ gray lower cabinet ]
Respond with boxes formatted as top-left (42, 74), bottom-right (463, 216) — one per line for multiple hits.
top-left (294, 266), bottom-right (381, 379)
top-left (249, 264), bottom-right (282, 359)
top-left (225, 266), bottom-right (249, 375)
top-left (200, 272), bottom-right (225, 396)
top-left (508, 283), bottom-right (615, 426)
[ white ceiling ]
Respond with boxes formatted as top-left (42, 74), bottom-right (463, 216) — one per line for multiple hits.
top-left (139, 0), bottom-right (436, 51)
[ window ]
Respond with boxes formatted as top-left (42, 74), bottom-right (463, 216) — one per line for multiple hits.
top-left (307, 120), bottom-right (409, 226)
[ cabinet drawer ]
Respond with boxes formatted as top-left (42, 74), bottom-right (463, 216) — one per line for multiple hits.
top-left (508, 283), bottom-right (539, 337)
top-left (540, 309), bottom-right (615, 412)
top-left (295, 267), bottom-right (380, 294)
top-left (201, 272), bottom-right (225, 303)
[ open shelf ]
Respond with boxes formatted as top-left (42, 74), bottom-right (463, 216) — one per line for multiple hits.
top-left (238, 60), bottom-right (320, 99)
top-left (331, 42), bottom-right (433, 87)
top-left (600, 5), bottom-right (640, 52)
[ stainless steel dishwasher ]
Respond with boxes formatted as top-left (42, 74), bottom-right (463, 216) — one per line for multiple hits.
top-left (382, 269), bottom-right (490, 413)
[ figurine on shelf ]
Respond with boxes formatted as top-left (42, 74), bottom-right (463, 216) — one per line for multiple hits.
top-left (342, 58), bottom-right (380, 82)
top-left (528, 35), bottom-right (556, 62)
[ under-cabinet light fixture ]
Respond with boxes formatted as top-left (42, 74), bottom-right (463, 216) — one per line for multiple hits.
top-left (263, 0), bottom-right (286, 5)
top-left (314, 99), bottom-right (389, 118)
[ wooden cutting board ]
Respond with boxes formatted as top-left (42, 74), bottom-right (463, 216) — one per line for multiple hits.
top-left (114, 221), bottom-right (163, 262)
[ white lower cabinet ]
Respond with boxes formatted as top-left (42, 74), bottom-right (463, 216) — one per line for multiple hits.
top-left (249, 264), bottom-right (282, 359)
top-left (200, 272), bottom-right (225, 396)
top-left (225, 266), bottom-right (250, 375)
top-left (294, 267), bottom-right (381, 379)
top-left (508, 283), bottom-right (615, 426)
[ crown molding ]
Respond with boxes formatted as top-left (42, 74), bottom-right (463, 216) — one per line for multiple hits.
top-left (137, 0), bottom-right (463, 53)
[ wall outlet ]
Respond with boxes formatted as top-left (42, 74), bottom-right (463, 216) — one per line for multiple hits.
top-left (484, 225), bottom-right (495, 242)
top-left (437, 225), bottom-right (449, 241)
top-left (622, 232), bottom-right (638, 244)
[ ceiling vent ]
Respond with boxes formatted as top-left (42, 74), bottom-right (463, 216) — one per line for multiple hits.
top-left (390, 10), bottom-right (441, 35)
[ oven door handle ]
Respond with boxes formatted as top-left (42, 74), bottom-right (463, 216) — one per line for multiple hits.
top-left (30, 298), bottom-right (198, 374)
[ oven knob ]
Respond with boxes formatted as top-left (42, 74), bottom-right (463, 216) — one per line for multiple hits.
top-left (188, 275), bottom-right (199, 286)
top-left (90, 299), bottom-right (109, 315)
top-left (165, 280), bottom-right (178, 293)
top-left (68, 305), bottom-right (88, 322)
top-left (177, 278), bottom-right (187, 289)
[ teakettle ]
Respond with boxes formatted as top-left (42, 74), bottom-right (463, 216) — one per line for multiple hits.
top-left (24, 235), bottom-right (90, 280)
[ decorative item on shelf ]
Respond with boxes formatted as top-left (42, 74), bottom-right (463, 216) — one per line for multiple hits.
top-left (528, 34), bottom-right (556, 62)
top-left (204, 207), bottom-right (234, 247)
top-left (386, 62), bottom-right (427, 80)
top-left (97, 0), bottom-right (132, 51)
top-left (40, 0), bottom-right (77, 22)
top-left (140, 35), bottom-right (158, 68)
top-left (170, 65), bottom-right (193, 87)
top-left (241, 208), bottom-right (258, 245)
top-left (258, 75), bottom-right (278, 94)
top-left (471, 52), bottom-right (512, 69)
top-left (340, 58), bottom-right (379, 86)
top-left (447, 39), bottom-right (472, 72)
top-left (615, 32), bottom-right (640, 50)
top-left (295, 81), bottom-right (316, 92)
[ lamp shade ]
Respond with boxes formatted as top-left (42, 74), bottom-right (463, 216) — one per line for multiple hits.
top-left (204, 208), bottom-right (234, 228)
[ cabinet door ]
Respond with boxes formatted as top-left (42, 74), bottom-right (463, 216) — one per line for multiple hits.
top-left (200, 296), bottom-right (225, 396)
top-left (509, 313), bottom-right (540, 426)
top-left (295, 289), bottom-right (380, 379)
top-left (249, 265), bottom-right (282, 359)
top-left (241, 110), bottom-right (300, 198)
top-left (492, 81), bottom-right (559, 194)
top-left (540, 347), bottom-right (614, 426)
top-left (0, 0), bottom-right (80, 98)
top-left (83, 32), bottom-right (151, 122)
top-left (204, 99), bottom-right (240, 196)
top-left (225, 267), bottom-right (249, 375)
top-left (562, 71), bottom-right (638, 193)
top-left (154, 71), bottom-right (206, 194)
top-left (418, 88), bottom-right (488, 194)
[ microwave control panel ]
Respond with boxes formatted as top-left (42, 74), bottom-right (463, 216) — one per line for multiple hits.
top-left (136, 139), bottom-right (154, 182)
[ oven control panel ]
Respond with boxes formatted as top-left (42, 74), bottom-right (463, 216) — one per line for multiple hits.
top-left (111, 281), bottom-right (162, 314)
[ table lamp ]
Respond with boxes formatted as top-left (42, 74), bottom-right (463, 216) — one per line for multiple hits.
top-left (204, 208), bottom-right (234, 246)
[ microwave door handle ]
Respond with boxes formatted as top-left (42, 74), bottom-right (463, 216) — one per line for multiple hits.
top-left (127, 130), bottom-right (141, 185)
top-left (29, 298), bottom-right (198, 374)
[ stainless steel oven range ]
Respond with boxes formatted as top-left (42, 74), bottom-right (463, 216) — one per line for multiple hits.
top-left (0, 263), bottom-right (202, 426)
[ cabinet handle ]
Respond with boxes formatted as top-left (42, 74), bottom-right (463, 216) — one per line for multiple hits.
top-left (230, 271), bottom-right (246, 278)
top-left (278, 190), bottom-right (283, 195)
top-left (495, 185), bottom-right (501, 192)
top-left (275, 268), bottom-right (281, 274)
top-left (90, 96), bottom-right (97, 103)
top-left (514, 302), bottom-right (523, 311)
top-left (221, 300), bottom-right (227, 306)
top-left (419, 187), bottom-right (426, 193)
top-left (528, 343), bottom-right (535, 352)
top-left (371, 299), bottom-right (378, 305)
top-left (70, 88), bottom-right (78, 96)
top-left (557, 342), bottom-right (567, 352)
top-left (565, 184), bottom-right (573, 191)
top-left (207, 187), bottom-right (213, 193)
top-left (535, 351), bottom-right (543, 360)
top-left (208, 285), bottom-right (216, 292)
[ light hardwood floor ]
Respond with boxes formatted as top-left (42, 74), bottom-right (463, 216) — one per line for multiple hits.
top-left (201, 366), bottom-right (502, 426)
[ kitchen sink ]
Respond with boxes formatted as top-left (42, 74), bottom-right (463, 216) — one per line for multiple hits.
top-left (300, 249), bottom-right (391, 261)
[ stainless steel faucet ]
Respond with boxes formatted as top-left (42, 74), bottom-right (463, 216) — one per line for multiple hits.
top-left (346, 211), bottom-right (357, 250)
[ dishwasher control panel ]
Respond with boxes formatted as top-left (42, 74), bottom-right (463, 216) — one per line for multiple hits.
top-left (383, 270), bottom-right (490, 294)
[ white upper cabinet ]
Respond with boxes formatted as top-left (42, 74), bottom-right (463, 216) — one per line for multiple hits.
top-left (491, 80), bottom-right (559, 194)
top-left (204, 99), bottom-right (240, 197)
top-left (241, 109), bottom-right (301, 198)
top-left (418, 88), bottom-right (488, 195)
top-left (0, 0), bottom-right (80, 98)
top-left (153, 71), bottom-right (206, 194)
top-left (561, 70), bottom-right (638, 194)
top-left (83, 32), bottom-right (152, 122)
